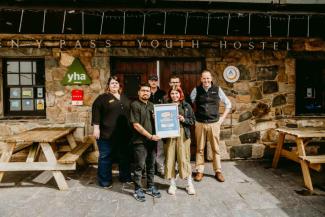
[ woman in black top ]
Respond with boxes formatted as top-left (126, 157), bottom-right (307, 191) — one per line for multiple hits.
top-left (92, 76), bottom-right (132, 188)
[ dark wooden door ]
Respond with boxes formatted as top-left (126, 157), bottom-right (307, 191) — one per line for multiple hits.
top-left (159, 59), bottom-right (203, 98)
top-left (111, 58), bottom-right (157, 100)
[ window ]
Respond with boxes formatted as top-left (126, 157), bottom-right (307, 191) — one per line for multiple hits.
top-left (296, 59), bottom-right (325, 116)
top-left (3, 59), bottom-right (46, 117)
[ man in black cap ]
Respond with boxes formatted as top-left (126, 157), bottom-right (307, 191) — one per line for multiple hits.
top-left (148, 75), bottom-right (166, 104)
top-left (148, 74), bottom-right (166, 176)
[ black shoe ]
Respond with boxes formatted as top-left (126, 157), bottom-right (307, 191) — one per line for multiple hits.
top-left (133, 188), bottom-right (146, 202)
top-left (146, 186), bottom-right (161, 198)
top-left (99, 182), bottom-right (113, 189)
top-left (119, 178), bottom-right (133, 184)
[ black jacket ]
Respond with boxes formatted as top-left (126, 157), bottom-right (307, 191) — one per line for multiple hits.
top-left (179, 101), bottom-right (195, 139)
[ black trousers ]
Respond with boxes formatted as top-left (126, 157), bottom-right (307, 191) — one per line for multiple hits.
top-left (133, 141), bottom-right (157, 190)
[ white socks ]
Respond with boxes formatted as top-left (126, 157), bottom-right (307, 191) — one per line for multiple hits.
top-left (170, 178), bottom-right (176, 186)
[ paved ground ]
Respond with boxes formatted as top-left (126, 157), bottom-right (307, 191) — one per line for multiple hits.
top-left (0, 160), bottom-right (324, 217)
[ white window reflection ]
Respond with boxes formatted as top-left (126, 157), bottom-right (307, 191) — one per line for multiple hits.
top-left (22, 99), bottom-right (34, 111)
top-left (10, 100), bottom-right (21, 111)
top-left (20, 61), bottom-right (32, 73)
top-left (7, 61), bottom-right (19, 73)
top-left (10, 88), bottom-right (21, 98)
top-left (20, 74), bottom-right (33, 85)
top-left (7, 74), bottom-right (19, 85)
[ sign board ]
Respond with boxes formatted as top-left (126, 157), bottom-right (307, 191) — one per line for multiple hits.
top-left (71, 89), bottom-right (84, 106)
top-left (62, 58), bottom-right (91, 85)
top-left (223, 66), bottom-right (240, 83)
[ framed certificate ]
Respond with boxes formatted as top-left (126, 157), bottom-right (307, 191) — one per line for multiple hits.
top-left (154, 103), bottom-right (180, 138)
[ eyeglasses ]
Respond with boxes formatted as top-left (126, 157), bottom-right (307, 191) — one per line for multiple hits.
top-left (169, 81), bottom-right (180, 84)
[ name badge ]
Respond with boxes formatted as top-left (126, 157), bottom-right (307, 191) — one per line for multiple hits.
top-left (109, 99), bottom-right (115, 103)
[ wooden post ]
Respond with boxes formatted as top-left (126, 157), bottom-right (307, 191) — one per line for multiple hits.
top-left (296, 138), bottom-right (313, 191)
top-left (40, 142), bottom-right (69, 190)
top-left (0, 143), bottom-right (15, 182)
top-left (272, 132), bottom-right (285, 168)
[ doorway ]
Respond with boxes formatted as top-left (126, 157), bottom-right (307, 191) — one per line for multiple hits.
top-left (111, 57), bottom-right (204, 100)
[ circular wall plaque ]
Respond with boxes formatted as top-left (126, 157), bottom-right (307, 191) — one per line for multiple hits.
top-left (223, 66), bottom-right (240, 83)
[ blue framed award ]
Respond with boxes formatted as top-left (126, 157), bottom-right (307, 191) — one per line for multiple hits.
top-left (154, 103), bottom-right (180, 138)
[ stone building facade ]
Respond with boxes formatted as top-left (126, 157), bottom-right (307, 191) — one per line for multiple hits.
top-left (0, 37), bottom-right (325, 159)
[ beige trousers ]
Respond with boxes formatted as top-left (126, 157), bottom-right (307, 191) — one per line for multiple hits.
top-left (164, 127), bottom-right (192, 179)
top-left (195, 121), bottom-right (221, 173)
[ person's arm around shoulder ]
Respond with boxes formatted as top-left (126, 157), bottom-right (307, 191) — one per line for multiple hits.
top-left (218, 87), bottom-right (232, 125)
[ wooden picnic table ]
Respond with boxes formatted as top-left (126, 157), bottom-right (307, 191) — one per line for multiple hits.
top-left (272, 127), bottom-right (325, 191)
top-left (0, 127), bottom-right (92, 190)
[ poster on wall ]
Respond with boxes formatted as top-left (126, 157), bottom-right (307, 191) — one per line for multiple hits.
top-left (22, 88), bottom-right (33, 98)
top-left (37, 88), bottom-right (43, 98)
top-left (36, 99), bottom-right (45, 110)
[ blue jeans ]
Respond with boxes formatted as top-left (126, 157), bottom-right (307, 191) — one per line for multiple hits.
top-left (97, 139), bottom-right (113, 187)
top-left (97, 139), bottom-right (132, 187)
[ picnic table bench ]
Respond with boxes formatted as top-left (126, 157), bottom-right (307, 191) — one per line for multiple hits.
top-left (272, 127), bottom-right (325, 191)
top-left (0, 127), bottom-right (93, 190)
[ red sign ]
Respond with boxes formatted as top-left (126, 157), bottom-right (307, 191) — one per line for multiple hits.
top-left (71, 89), bottom-right (83, 106)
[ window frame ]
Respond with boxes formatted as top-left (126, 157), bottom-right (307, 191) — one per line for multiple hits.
top-left (3, 58), bottom-right (46, 117)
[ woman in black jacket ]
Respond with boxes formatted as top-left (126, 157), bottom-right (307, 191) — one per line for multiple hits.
top-left (164, 87), bottom-right (196, 195)
top-left (92, 76), bottom-right (132, 188)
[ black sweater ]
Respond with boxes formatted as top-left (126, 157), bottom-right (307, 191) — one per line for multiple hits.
top-left (92, 93), bottom-right (131, 140)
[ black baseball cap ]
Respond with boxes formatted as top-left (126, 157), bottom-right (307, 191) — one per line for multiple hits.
top-left (148, 75), bottom-right (158, 81)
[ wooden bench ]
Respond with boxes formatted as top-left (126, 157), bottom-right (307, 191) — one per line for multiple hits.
top-left (58, 141), bottom-right (92, 164)
top-left (299, 155), bottom-right (325, 164)
top-left (272, 127), bottom-right (325, 191)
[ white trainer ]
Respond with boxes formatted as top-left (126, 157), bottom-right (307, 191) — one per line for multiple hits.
top-left (167, 185), bottom-right (177, 195)
top-left (186, 183), bottom-right (196, 195)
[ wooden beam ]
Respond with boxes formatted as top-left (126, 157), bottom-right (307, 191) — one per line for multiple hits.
top-left (0, 162), bottom-right (76, 171)
top-left (272, 132), bottom-right (285, 168)
top-left (58, 142), bottom-right (91, 164)
top-left (0, 143), bottom-right (15, 182)
top-left (26, 144), bottom-right (38, 163)
top-left (40, 142), bottom-right (69, 190)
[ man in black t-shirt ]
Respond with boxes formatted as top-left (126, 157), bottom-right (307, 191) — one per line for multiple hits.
top-left (130, 83), bottom-right (162, 202)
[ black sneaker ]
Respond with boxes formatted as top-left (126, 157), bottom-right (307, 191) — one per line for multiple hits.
top-left (146, 186), bottom-right (161, 198)
top-left (133, 188), bottom-right (146, 202)
top-left (99, 182), bottom-right (113, 189)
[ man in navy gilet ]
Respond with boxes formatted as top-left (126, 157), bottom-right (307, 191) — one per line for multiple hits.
top-left (190, 70), bottom-right (232, 182)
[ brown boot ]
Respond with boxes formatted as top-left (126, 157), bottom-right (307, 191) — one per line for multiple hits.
top-left (194, 172), bottom-right (204, 182)
top-left (215, 172), bottom-right (225, 182)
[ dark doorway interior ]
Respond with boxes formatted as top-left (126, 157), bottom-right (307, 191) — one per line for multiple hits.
top-left (296, 59), bottom-right (325, 116)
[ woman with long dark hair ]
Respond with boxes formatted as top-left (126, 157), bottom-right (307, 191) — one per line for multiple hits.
top-left (92, 76), bottom-right (132, 188)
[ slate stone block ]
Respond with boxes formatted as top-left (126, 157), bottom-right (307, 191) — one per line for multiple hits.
top-left (257, 65), bottom-right (278, 80)
top-left (263, 81), bottom-right (279, 94)
top-left (239, 131), bottom-right (260, 143)
top-left (230, 144), bottom-right (252, 158)
top-left (272, 94), bottom-right (287, 107)
top-left (239, 111), bottom-right (253, 122)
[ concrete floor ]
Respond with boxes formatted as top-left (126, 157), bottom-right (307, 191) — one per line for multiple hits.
top-left (0, 160), bottom-right (324, 217)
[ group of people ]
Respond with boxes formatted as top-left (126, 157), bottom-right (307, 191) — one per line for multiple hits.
top-left (91, 70), bottom-right (231, 202)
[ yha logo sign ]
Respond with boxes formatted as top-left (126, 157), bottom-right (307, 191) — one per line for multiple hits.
top-left (62, 58), bottom-right (91, 85)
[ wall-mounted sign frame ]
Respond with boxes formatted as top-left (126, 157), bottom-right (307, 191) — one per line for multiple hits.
top-left (223, 66), bottom-right (240, 83)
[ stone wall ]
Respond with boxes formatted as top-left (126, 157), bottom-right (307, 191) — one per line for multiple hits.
top-left (0, 46), bottom-right (325, 159)
top-left (205, 49), bottom-right (325, 159)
